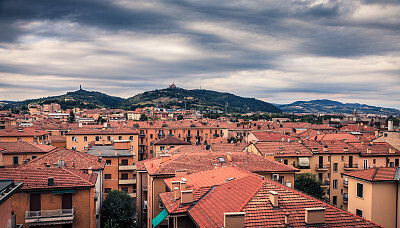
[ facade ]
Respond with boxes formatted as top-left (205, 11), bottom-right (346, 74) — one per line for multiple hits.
top-left (0, 127), bottom-right (51, 144)
top-left (0, 180), bottom-right (23, 228)
top-left (150, 136), bottom-right (190, 156)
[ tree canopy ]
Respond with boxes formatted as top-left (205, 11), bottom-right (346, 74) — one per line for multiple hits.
top-left (294, 173), bottom-right (326, 200)
top-left (102, 190), bottom-right (135, 228)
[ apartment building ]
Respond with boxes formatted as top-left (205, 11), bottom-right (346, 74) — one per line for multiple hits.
top-left (0, 168), bottom-right (98, 228)
top-left (0, 117), bottom-right (16, 130)
top-left (87, 145), bottom-right (137, 199)
top-left (150, 136), bottom-right (190, 156)
top-left (374, 131), bottom-right (400, 150)
top-left (0, 180), bottom-right (23, 228)
top-left (136, 151), bottom-right (298, 228)
top-left (0, 141), bottom-right (57, 167)
top-left (158, 166), bottom-right (381, 228)
top-left (343, 167), bottom-right (400, 228)
top-left (0, 127), bottom-right (50, 144)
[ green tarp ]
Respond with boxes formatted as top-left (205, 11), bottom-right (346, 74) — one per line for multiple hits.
top-left (152, 208), bottom-right (168, 227)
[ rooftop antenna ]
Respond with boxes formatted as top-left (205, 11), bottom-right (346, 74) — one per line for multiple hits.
top-left (79, 85), bottom-right (82, 90)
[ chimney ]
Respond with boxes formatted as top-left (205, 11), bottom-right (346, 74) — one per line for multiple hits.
top-left (79, 122), bottom-right (82, 128)
top-left (158, 164), bottom-right (162, 172)
top-left (374, 130), bottom-right (379, 137)
top-left (215, 164), bottom-right (219, 169)
top-left (114, 150), bottom-right (118, 155)
top-left (174, 187), bottom-right (180, 200)
top-left (305, 207), bottom-right (325, 225)
top-left (171, 181), bottom-right (180, 191)
top-left (180, 180), bottom-right (187, 190)
top-left (181, 190), bottom-right (193, 204)
top-left (323, 147), bottom-right (328, 152)
top-left (312, 148), bottom-right (318, 153)
top-left (104, 122), bottom-right (108, 128)
top-left (88, 167), bottom-right (92, 175)
top-left (269, 191), bottom-right (279, 207)
top-left (388, 120), bottom-right (394, 131)
top-left (389, 148), bottom-right (395, 154)
top-left (224, 212), bottom-right (245, 228)
top-left (367, 148), bottom-right (372, 154)
top-left (285, 212), bottom-right (290, 226)
top-left (343, 147), bottom-right (349, 153)
top-left (160, 154), bottom-right (171, 163)
top-left (48, 177), bottom-right (54, 186)
top-left (175, 169), bottom-right (187, 177)
top-left (227, 152), bottom-right (232, 162)
top-left (98, 150), bottom-right (101, 156)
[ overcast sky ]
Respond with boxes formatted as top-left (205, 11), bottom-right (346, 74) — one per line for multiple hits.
top-left (0, 0), bottom-right (399, 109)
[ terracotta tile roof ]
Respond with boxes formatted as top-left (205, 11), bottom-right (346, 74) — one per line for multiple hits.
top-left (251, 131), bottom-right (297, 142)
top-left (210, 142), bottom-right (248, 153)
top-left (253, 141), bottom-right (313, 157)
top-left (349, 142), bottom-right (400, 156)
top-left (167, 145), bottom-right (209, 155)
top-left (172, 172), bottom-right (382, 227)
top-left (160, 187), bottom-right (212, 214)
top-left (303, 141), bottom-right (359, 154)
top-left (340, 124), bottom-right (377, 132)
top-left (49, 135), bottom-right (66, 141)
top-left (297, 129), bottom-right (320, 139)
top-left (310, 124), bottom-right (337, 130)
top-left (343, 167), bottom-right (398, 182)
top-left (66, 128), bottom-right (138, 135)
top-left (0, 141), bottom-right (56, 154)
top-left (0, 168), bottom-right (97, 190)
top-left (0, 127), bottom-right (50, 137)
top-left (143, 152), bottom-right (298, 175)
top-left (164, 166), bottom-right (251, 190)
top-left (152, 136), bottom-right (190, 146)
top-left (316, 133), bottom-right (359, 142)
top-left (19, 148), bottom-right (105, 170)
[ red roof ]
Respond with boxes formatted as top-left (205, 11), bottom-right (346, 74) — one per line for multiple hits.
top-left (251, 131), bottom-right (297, 142)
top-left (316, 133), bottom-right (359, 142)
top-left (143, 152), bottom-right (298, 175)
top-left (0, 168), bottom-right (97, 190)
top-left (340, 124), bottom-right (377, 132)
top-left (152, 136), bottom-right (190, 145)
top-left (303, 141), bottom-right (359, 154)
top-left (349, 142), bottom-right (400, 156)
top-left (0, 141), bottom-right (56, 154)
top-left (343, 167), bottom-right (398, 182)
top-left (0, 127), bottom-right (50, 137)
top-left (66, 128), bottom-right (138, 135)
top-left (253, 141), bottom-right (313, 157)
top-left (19, 148), bottom-right (105, 170)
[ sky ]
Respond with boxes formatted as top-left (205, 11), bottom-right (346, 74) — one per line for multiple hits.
top-left (0, 0), bottom-right (399, 109)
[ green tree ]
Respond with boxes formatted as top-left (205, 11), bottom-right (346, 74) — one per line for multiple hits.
top-left (139, 114), bottom-right (148, 121)
top-left (102, 190), bottom-right (135, 228)
top-left (177, 114), bottom-right (184, 120)
top-left (97, 116), bottom-right (106, 124)
top-left (294, 173), bottom-right (325, 200)
top-left (68, 110), bottom-right (75, 123)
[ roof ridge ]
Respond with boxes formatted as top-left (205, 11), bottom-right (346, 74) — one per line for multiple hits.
top-left (371, 167), bottom-right (379, 181)
top-left (63, 168), bottom-right (93, 185)
top-left (238, 177), bottom-right (264, 212)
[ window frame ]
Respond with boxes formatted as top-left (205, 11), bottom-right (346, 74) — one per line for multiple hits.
top-left (357, 183), bottom-right (363, 198)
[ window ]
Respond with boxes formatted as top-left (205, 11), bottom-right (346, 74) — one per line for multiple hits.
top-left (121, 187), bottom-right (128, 192)
top-left (72, 136), bottom-right (77, 142)
top-left (178, 134), bottom-right (181, 138)
top-left (333, 163), bottom-right (338, 172)
top-left (373, 159), bottom-right (376, 164)
top-left (357, 183), bottom-right (363, 198)
top-left (107, 136), bottom-right (111, 141)
top-left (341, 156), bottom-right (344, 161)
top-left (356, 209), bottom-right (363, 217)
top-left (384, 133), bottom-right (388, 137)
top-left (84, 136), bottom-right (87, 142)
top-left (333, 180), bottom-right (338, 189)
top-left (150, 134), bottom-right (153, 139)
top-left (129, 136), bottom-right (133, 140)
top-left (32, 156), bottom-right (37, 160)
top-left (284, 159), bottom-right (288, 165)
top-left (118, 136), bottom-right (122, 140)
top-left (106, 160), bottom-right (111, 165)
top-left (95, 136), bottom-right (100, 141)
top-left (121, 173), bottom-right (128, 180)
top-left (328, 156), bottom-right (330, 162)
top-left (105, 188), bottom-right (111, 194)
top-left (121, 159), bottom-right (128, 165)
top-left (396, 159), bottom-right (399, 167)
top-left (333, 196), bottom-right (337, 205)
top-left (13, 156), bottom-right (18, 165)
top-left (105, 174), bottom-right (111, 179)
top-left (160, 146), bottom-right (165, 151)
top-left (363, 159), bottom-right (368, 169)
top-left (205, 134), bottom-right (208, 139)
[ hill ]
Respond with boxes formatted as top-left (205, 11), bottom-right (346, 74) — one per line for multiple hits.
top-left (121, 88), bottom-right (282, 113)
top-left (278, 99), bottom-right (400, 116)
top-left (1, 89), bottom-right (125, 110)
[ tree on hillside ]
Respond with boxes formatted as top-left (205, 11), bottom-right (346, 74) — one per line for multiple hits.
top-left (294, 173), bottom-right (326, 200)
top-left (102, 190), bottom-right (135, 228)
top-left (139, 114), bottom-right (148, 121)
top-left (68, 110), bottom-right (75, 123)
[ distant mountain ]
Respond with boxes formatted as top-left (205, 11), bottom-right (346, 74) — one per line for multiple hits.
top-left (278, 99), bottom-right (400, 115)
top-left (0, 100), bottom-right (16, 107)
top-left (1, 89), bottom-right (125, 110)
top-left (1, 88), bottom-right (281, 113)
top-left (121, 88), bottom-right (282, 113)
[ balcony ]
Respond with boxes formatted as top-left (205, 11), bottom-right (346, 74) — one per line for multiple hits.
top-left (343, 194), bottom-right (348, 203)
top-left (139, 142), bottom-right (146, 146)
top-left (343, 179), bottom-right (348, 187)
top-left (139, 134), bottom-right (146, 138)
top-left (168, 134), bottom-right (174, 137)
top-left (25, 208), bottom-right (74, 226)
top-left (139, 150), bottom-right (146, 154)
top-left (315, 164), bottom-right (330, 171)
top-left (186, 134), bottom-right (192, 138)
top-left (344, 164), bottom-right (358, 171)
top-left (195, 135), bottom-right (201, 138)
top-left (119, 165), bottom-right (137, 171)
top-left (213, 134), bottom-right (220, 137)
top-left (119, 179), bottom-right (137, 185)
top-left (128, 192), bottom-right (137, 198)
top-left (158, 133), bottom-right (165, 138)
top-left (321, 180), bottom-right (330, 187)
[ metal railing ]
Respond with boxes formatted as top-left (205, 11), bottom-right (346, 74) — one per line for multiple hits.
top-left (344, 163), bottom-right (358, 169)
top-left (315, 164), bottom-right (330, 169)
top-left (343, 179), bottom-right (348, 185)
top-left (26, 208), bottom-right (74, 219)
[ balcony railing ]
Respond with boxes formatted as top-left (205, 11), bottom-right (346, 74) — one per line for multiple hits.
top-left (119, 179), bottom-right (137, 185)
top-left (186, 134), bottom-right (192, 138)
top-left (158, 133), bottom-right (165, 138)
top-left (315, 164), bottom-right (330, 171)
top-left (213, 134), bottom-right (220, 137)
top-left (25, 208), bottom-right (74, 226)
top-left (344, 164), bottom-right (358, 170)
top-left (343, 194), bottom-right (348, 203)
top-left (118, 165), bottom-right (137, 171)
top-left (343, 179), bottom-right (348, 186)
top-left (139, 150), bottom-right (146, 154)
top-left (139, 134), bottom-right (146, 138)
top-left (139, 142), bottom-right (146, 146)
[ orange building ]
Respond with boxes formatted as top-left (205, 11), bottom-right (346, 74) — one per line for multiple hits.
top-left (0, 168), bottom-right (98, 228)
top-left (0, 180), bottom-right (23, 228)
top-left (0, 127), bottom-right (50, 144)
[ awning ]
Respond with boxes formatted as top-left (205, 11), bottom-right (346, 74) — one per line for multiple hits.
top-left (298, 157), bottom-right (310, 167)
top-left (152, 208), bottom-right (168, 227)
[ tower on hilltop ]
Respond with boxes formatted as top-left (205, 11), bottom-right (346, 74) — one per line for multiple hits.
top-left (169, 82), bottom-right (177, 89)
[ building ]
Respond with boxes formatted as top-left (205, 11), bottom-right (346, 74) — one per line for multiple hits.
top-left (0, 127), bottom-right (51, 144)
top-left (343, 167), bottom-right (400, 228)
top-left (0, 168), bottom-right (98, 228)
top-left (158, 166), bottom-right (381, 227)
top-left (0, 180), bottom-right (23, 228)
top-left (136, 150), bottom-right (298, 228)
top-left (150, 136), bottom-right (190, 156)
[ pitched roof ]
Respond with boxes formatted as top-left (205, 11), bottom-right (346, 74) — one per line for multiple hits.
top-left (66, 128), bottom-right (138, 135)
top-left (0, 141), bottom-right (56, 154)
top-left (210, 142), bottom-right (248, 153)
top-left (303, 140), bottom-right (359, 154)
top-left (253, 141), bottom-right (313, 157)
top-left (143, 152), bottom-right (298, 175)
top-left (251, 131), bottom-right (297, 142)
top-left (349, 142), bottom-right (400, 156)
top-left (18, 148), bottom-right (105, 170)
top-left (0, 168), bottom-right (97, 190)
top-left (343, 167), bottom-right (398, 182)
top-left (152, 136), bottom-right (190, 146)
top-left (0, 127), bottom-right (50, 137)
top-left (316, 133), bottom-right (359, 142)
